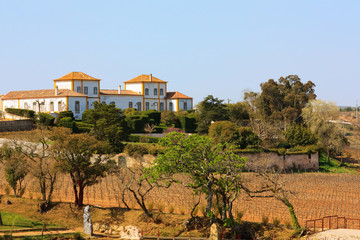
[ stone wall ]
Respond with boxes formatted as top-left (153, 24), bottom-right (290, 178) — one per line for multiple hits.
top-left (243, 152), bottom-right (319, 171)
top-left (0, 119), bottom-right (34, 132)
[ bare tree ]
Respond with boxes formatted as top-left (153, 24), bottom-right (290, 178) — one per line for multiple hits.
top-left (144, 123), bottom-right (156, 136)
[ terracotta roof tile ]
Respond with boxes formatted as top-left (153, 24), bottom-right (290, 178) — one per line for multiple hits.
top-left (124, 74), bottom-right (167, 83)
top-left (54, 72), bottom-right (100, 81)
top-left (2, 89), bottom-right (86, 100)
top-left (100, 89), bottom-right (142, 96)
top-left (166, 91), bottom-right (192, 99)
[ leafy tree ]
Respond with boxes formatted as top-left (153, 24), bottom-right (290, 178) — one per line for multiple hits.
top-left (146, 132), bottom-right (246, 222)
top-left (284, 124), bottom-right (317, 147)
top-left (237, 127), bottom-right (261, 149)
top-left (2, 146), bottom-right (28, 196)
top-left (51, 128), bottom-right (116, 207)
top-left (82, 102), bottom-right (129, 152)
top-left (160, 111), bottom-right (179, 126)
top-left (208, 121), bottom-right (240, 145)
top-left (303, 100), bottom-right (349, 163)
top-left (226, 102), bottom-right (250, 126)
top-left (196, 95), bottom-right (229, 134)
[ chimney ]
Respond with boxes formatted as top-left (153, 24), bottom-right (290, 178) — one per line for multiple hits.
top-left (150, 74), bottom-right (152, 82)
top-left (55, 86), bottom-right (58, 96)
top-left (118, 85), bottom-right (121, 94)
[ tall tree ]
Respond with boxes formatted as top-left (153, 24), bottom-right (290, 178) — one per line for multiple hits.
top-left (196, 95), bottom-right (229, 134)
top-left (226, 102), bottom-right (250, 126)
top-left (51, 128), bottom-right (116, 207)
top-left (82, 102), bottom-right (129, 152)
top-left (146, 132), bottom-right (246, 222)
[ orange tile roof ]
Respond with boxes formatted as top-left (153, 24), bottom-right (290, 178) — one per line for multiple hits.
top-left (54, 72), bottom-right (100, 81)
top-left (124, 74), bottom-right (168, 83)
top-left (100, 89), bottom-right (142, 96)
top-left (166, 91), bottom-right (192, 99)
top-left (2, 89), bottom-right (86, 100)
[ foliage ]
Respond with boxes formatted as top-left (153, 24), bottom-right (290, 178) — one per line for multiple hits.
top-left (124, 143), bottom-right (160, 157)
top-left (237, 127), bottom-right (261, 149)
top-left (161, 111), bottom-right (179, 126)
top-left (82, 102), bottom-right (129, 152)
top-left (123, 108), bottom-right (139, 117)
top-left (196, 95), bottom-right (229, 134)
top-left (226, 102), bottom-right (250, 125)
top-left (56, 111), bottom-right (74, 123)
top-left (50, 128), bottom-right (116, 207)
top-left (145, 110), bottom-right (161, 125)
top-left (57, 117), bottom-right (78, 133)
top-left (146, 132), bottom-right (246, 222)
top-left (284, 124), bottom-right (317, 147)
top-left (178, 115), bottom-right (197, 133)
top-left (128, 135), bottom-right (159, 143)
top-left (5, 108), bottom-right (35, 119)
top-left (37, 113), bottom-right (55, 126)
top-left (164, 126), bottom-right (184, 134)
top-left (208, 121), bottom-right (240, 145)
top-left (2, 147), bottom-right (28, 196)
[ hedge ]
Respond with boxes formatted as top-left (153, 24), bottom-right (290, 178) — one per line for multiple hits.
top-left (57, 117), bottom-right (78, 132)
top-left (144, 110), bottom-right (161, 125)
top-left (37, 113), bottom-right (55, 126)
top-left (75, 122), bottom-right (93, 133)
top-left (124, 142), bottom-right (161, 157)
top-left (178, 116), bottom-right (197, 133)
top-left (56, 111), bottom-right (74, 123)
top-left (129, 135), bottom-right (159, 143)
top-left (5, 108), bottom-right (35, 119)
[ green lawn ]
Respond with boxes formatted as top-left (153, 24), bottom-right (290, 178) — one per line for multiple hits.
top-left (318, 154), bottom-right (359, 174)
top-left (0, 212), bottom-right (59, 230)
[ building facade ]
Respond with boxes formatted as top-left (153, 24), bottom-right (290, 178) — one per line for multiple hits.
top-left (1, 72), bottom-right (193, 119)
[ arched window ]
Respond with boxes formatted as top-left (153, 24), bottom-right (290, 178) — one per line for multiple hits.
top-left (77, 86), bottom-right (81, 93)
top-left (93, 87), bottom-right (98, 94)
top-left (154, 88), bottom-right (158, 96)
top-left (154, 102), bottom-right (158, 111)
top-left (84, 87), bottom-right (88, 94)
top-left (160, 102), bottom-right (164, 111)
top-left (160, 88), bottom-right (164, 95)
top-left (50, 102), bottom-right (54, 112)
top-left (145, 102), bottom-right (150, 111)
top-left (145, 88), bottom-right (149, 95)
top-left (129, 102), bottom-right (133, 108)
top-left (137, 102), bottom-right (142, 111)
top-left (169, 102), bottom-right (173, 111)
top-left (184, 102), bottom-right (187, 110)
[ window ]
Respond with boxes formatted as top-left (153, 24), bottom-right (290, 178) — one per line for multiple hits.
top-left (145, 102), bottom-right (150, 111)
top-left (169, 102), bottom-right (173, 111)
top-left (160, 88), bottom-right (164, 96)
top-left (58, 101), bottom-right (62, 111)
top-left (77, 86), bottom-right (81, 93)
top-left (154, 102), bottom-right (158, 111)
top-left (160, 102), bottom-right (164, 111)
top-left (24, 102), bottom-right (28, 109)
top-left (110, 101), bottom-right (115, 105)
top-left (145, 88), bottom-right (149, 95)
top-left (33, 102), bottom-right (37, 111)
top-left (93, 87), bottom-right (98, 94)
top-left (50, 102), bottom-right (54, 112)
top-left (154, 88), bottom-right (158, 96)
top-left (84, 87), bottom-right (88, 94)
top-left (137, 102), bottom-right (142, 111)
top-left (183, 102), bottom-right (187, 110)
top-left (129, 102), bottom-right (133, 108)
top-left (102, 101), bottom-right (106, 104)
top-left (75, 101), bottom-right (80, 114)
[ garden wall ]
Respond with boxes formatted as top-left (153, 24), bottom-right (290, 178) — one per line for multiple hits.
top-left (0, 119), bottom-right (34, 132)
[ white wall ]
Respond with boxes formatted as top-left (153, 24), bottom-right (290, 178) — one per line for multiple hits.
top-left (73, 80), bottom-right (100, 98)
top-left (55, 81), bottom-right (72, 90)
top-left (178, 99), bottom-right (192, 111)
top-left (167, 99), bottom-right (177, 112)
top-left (2, 99), bottom-right (18, 111)
top-left (68, 97), bottom-right (87, 119)
top-left (2, 97), bottom-right (67, 113)
top-left (100, 95), bottom-right (143, 111)
top-left (144, 82), bottom-right (164, 99)
top-left (125, 83), bottom-right (142, 94)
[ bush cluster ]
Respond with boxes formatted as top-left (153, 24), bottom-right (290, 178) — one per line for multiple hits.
top-left (5, 108), bottom-right (35, 119)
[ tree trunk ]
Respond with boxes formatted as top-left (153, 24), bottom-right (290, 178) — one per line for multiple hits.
top-left (0, 212), bottom-right (3, 226)
top-left (205, 180), bottom-right (213, 215)
top-left (327, 151), bottom-right (331, 164)
top-left (70, 174), bottom-right (79, 206)
top-left (77, 180), bottom-right (84, 207)
top-left (280, 198), bottom-right (300, 230)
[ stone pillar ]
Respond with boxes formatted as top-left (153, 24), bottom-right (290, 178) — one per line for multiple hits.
top-left (83, 205), bottom-right (93, 236)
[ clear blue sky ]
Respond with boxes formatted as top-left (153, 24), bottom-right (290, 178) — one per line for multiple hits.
top-left (1, 0), bottom-right (359, 106)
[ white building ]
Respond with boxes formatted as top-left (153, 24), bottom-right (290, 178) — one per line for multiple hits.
top-left (1, 72), bottom-right (193, 119)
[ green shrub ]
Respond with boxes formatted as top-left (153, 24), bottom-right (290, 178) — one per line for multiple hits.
top-left (75, 121), bottom-right (93, 133)
top-left (145, 110), bottom-right (161, 125)
top-left (5, 108), bottom-right (35, 119)
top-left (128, 135), bottom-right (159, 143)
top-left (37, 113), bottom-right (55, 126)
top-left (81, 109), bottom-right (91, 123)
top-left (124, 143), bottom-right (150, 157)
top-left (178, 116), bottom-right (197, 133)
top-left (58, 117), bottom-right (78, 133)
top-left (56, 110), bottom-right (74, 123)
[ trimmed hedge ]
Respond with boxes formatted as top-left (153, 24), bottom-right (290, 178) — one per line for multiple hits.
top-left (178, 116), bottom-right (197, 133)
top-left (56, 111), bottom-right (74, 123)
top-left (57, 117), bottom-right (78, 132)
top-left (129, 135), bottom-right (159, 143)
top-left (5, 108), bottom-right (35, 119)
top-left (124, 142), bottom-right (161, 156)
top-left (144, 110), bottom-right (161, 125)
top-left (37, 113), bottom-right (55, 126)
top-left (75, 122), bottom-right (93, 133)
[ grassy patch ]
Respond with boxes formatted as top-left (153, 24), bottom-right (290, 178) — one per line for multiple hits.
top-left (318, 154), bottom-right (359, 173)
top-left (0, 212), bottom-right (59, 230)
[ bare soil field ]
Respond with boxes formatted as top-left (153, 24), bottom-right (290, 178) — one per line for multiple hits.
top-left (1, 170), bottom-right (359, 227)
